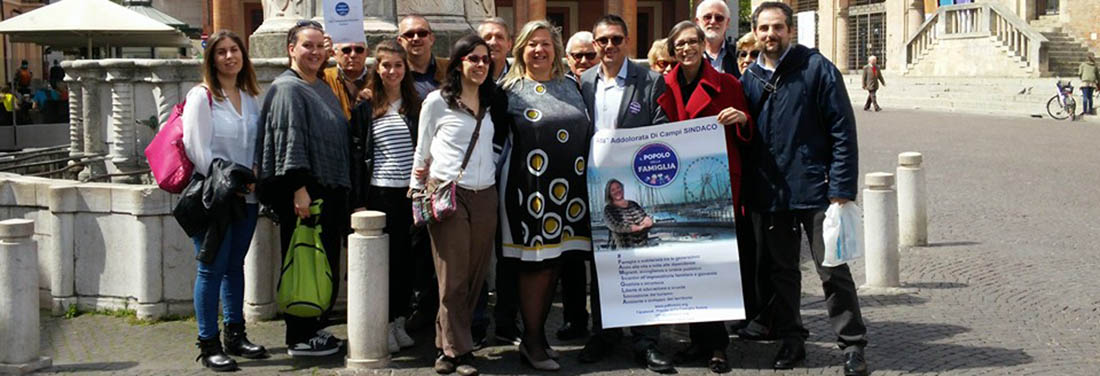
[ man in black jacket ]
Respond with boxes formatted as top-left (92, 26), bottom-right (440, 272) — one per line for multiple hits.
top-left (577, 14), bottom-right (674, 375)
top-left (739, 2), bottom-right (868, 376)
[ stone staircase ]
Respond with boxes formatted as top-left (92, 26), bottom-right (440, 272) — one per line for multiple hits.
top-left (1029, 15), bottom-right (1096, 78)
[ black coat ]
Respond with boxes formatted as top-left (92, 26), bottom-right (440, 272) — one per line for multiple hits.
top-left (173, 159), bottom-right (256, 264)
top-left (740, 44), bottom-right (858, 212)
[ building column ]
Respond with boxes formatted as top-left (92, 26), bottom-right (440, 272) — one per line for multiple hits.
top-left (528, 0), bottom-right (546, 22)
top-left (884, 0), bottom-right (908, 72)
top-left (835, 0), bottom-right (850, 72)
top-left (605, 0), bottom-right (637, 57)
top-left (907, 0), bottom-right (924, 40)
top-left (513, 1), bottom-right (529, 32)
top-left (212, 0), bottom-right (243, 37)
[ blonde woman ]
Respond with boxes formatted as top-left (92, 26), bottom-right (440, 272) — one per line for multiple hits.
top-left (494, 20), bottom-right (593, 371)
top-left (647, 38), bottom-right (676, 75)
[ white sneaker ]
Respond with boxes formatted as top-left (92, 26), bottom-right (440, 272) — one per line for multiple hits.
top-left (393, 317), bottom-right (416, 348)
top-left (388, 323), bottom-right (401, 353)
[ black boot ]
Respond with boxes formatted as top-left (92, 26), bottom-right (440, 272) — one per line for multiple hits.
top-left (223, 322), bottom-right (268, 359)
top-left (196, 337), bottom-right (238, 372)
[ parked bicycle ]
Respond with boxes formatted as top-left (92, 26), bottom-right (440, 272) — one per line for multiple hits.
top-left (1047, 80), bottom-right (1078, 121)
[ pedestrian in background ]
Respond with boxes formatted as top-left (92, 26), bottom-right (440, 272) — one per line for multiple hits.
top-left (181, 30), bottom-right (267, 371)
top-left (1078, 56), bottom-right (1097, 115)
top-left (862, 55), bottom-right (885, 112)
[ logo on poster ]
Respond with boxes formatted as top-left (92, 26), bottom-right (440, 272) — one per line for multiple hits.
top-left (633, 143), bottom-right (679, 188)
top-left (335, 2), bottom-right (350, 16)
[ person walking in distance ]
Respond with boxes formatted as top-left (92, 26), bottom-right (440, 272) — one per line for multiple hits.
top-left (862, 55), bottom-right (885, 112)
top-left (1078, 56), bottom-right (1097, 115)
top-left (740, 2), bottom-right (869, 375)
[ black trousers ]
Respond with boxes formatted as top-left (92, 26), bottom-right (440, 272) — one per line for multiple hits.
top-left (750, 209), bottom-right (867, 351)
top-left (864, 89), bottom-right (880, 110)
top-left (366, 186), bottom-right (416, 320)
top-left (589, 252), bottom-right (660, 353)
top-left (276, 185), bottom-right (348, 345)
top-left (686, 208), bottom-right (755, 351)
top-left (559, 250), bottom-right (589, 326)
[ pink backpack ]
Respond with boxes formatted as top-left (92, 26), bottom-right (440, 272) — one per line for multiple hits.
top-left (144, 89), bottom-right (211, 193)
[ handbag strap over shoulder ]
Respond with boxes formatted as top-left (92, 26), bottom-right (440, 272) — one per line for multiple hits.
top-left (454, 101), bottom-right (486, 181)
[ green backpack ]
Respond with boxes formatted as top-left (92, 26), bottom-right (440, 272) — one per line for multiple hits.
top-left (277, 200), bottom-right (334, 318)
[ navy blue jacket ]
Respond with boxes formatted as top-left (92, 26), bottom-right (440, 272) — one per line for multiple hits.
top-left (740, 44), bottom-right (858, 212)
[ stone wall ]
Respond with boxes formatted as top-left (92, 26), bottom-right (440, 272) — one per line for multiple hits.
top-left (1061, 0), bottom-right (1100, 55)
top-left (907, 36), bottom-right (1033, 77)
top-left (0, 173), bottom-right (281, 321)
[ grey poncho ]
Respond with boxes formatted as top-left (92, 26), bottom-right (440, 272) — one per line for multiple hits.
top-left (256, 70), bottom-right (350, 192)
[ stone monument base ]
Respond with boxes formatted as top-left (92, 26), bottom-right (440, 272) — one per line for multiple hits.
top-left (0, 357), bottom-right (52, 375)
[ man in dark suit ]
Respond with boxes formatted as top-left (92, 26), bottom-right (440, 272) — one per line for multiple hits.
top-left (861, 55), bottom-right (885, 111)
top-left (577, 14), bottom-right (673, 374)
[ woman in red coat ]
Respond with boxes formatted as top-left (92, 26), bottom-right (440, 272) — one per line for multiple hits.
top-left (656, 20), bottom-right (752, 374)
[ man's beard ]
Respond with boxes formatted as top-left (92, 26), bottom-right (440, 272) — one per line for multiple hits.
top-left (705, 30), bottom-right (722, 42)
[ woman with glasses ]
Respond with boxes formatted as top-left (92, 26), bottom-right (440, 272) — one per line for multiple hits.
top-left (736, 32), bottom-right (762, 76)
top-left (354, 39), bottom-right (422, 354)
top-left (494, 20), bottom-right (593, 372)
top-left (409, 34), bottom-right (498, 376)
top-left (183, 30), bottom-right (266, 372)
top-left (255, 19), bottom-right (348, 357)
top-left (647, 38), bottom-right (677, 75)
top-left (655, 21), bottom-right (753, 374)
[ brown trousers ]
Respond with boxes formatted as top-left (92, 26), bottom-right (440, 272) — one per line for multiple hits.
top-left (427, 186), bottom-right (498, 357)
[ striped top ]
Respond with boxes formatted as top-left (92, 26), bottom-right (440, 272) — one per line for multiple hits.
top-left (370, 100), bottom-right (415, 187)
top-left (604, 201), bottom-right (651, 248)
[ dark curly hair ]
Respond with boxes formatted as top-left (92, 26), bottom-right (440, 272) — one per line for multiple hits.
top-left (439, 34), bottom-right (497, 113)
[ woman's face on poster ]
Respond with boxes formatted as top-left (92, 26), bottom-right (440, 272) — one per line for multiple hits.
top-left (609, 182), bottom-right (624, 201)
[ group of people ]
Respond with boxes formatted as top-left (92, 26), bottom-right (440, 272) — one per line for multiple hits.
top-left (177, 1), bottom-right (868, 376)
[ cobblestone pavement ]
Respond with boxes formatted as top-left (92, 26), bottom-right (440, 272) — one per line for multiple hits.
top-left (34, 110), bottom-right (1100, 375)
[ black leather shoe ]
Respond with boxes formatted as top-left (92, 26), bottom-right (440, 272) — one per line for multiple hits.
top-left (635, 347), bottom-right (676, 374)
top-left (556, 321), bottom-right (589, 340)
top-left (844, 351), bottom-right (869, 376)
top-left (772, 341), bottom-right (806, 370)
top-left (735, 326), bottom-right (777, 341)
top-left (224, 323), bottom-right (268, 359)
top-left (196, 337), bottom-right (238, 372)
top-left (578, 337), bottom-right (612, 363)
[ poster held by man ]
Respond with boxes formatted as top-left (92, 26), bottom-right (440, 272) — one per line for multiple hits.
top-left (322, 0), bottom-right (366, 45)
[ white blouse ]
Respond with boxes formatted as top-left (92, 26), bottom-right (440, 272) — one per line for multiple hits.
top-left (410, 90), bottom-right (496, 191)
top-left (181, 85), bottom-right (259, 202)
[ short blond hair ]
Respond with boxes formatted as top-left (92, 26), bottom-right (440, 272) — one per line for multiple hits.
top-left (736, 32), bottom-right (758, 51)
top-left (647, 38), bottom-right (671, 68)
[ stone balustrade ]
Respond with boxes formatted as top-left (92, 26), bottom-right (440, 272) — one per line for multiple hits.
top-left (60, 58), bottom-right (291, 183)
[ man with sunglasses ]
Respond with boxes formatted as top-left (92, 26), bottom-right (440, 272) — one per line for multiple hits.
top-left (323, 40), bottom-right (370, 119)
top-left (578, 14), bottom-right (674, 375)
top-left (739, 3), bottom-right (868, 375)
top-left (565, 31), bottom-right (598, 84)
top-left (695, 0), bottom-right (740, 78)
top-left (398, 15), bottom-right (447, 99)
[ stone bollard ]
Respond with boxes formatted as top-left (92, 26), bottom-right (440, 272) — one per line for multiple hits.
top-left (0, 219), bottom-right (52, 374)
top-left (243, 217), bottom-right (279, 322)
top-left (345, 211), bottom-right (389, 369)
top-left (863, 173), bottom-right (900, 288)
top-left (897, 152), bottom-right (928, 248)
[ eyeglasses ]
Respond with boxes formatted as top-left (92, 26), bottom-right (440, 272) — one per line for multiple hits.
top-left (674, 38), bottom-right (701, 50)
top-left (571, 52), bottom-right (597, 61)
top-left (463, 54), bottom-right (491, 65)
top-left (702, 14), bottom-right (726, 23)
top-left (340, 46), bottom-right (366, 54)
top-left (654, 60), bottom-right (676, 70)
top-left (295, 20), bottom-right (323, 29)
top-left (401, 29), bottom-right (431, 39)
top-left (738, 50), bottom-right (761, 59)
top-left (594, 35), bottom-right (625, 47)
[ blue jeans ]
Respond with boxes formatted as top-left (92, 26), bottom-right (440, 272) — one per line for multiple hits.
top-left (1082, 86), bottom-right (1095, 114)
top-left (193, 204), bottom-right (258, 340)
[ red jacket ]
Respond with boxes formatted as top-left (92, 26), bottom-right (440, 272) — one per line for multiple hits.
top-left (656, 62), bottom-right (753, 209)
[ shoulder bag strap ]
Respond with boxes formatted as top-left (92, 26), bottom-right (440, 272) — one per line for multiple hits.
top-left (454, 102), bottom-right (486, 181)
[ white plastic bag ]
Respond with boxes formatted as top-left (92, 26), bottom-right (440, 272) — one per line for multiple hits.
top-left (822, 201), bottom-right (864, 267)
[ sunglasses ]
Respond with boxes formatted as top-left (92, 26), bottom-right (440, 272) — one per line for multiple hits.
top-left (295, 20), bottom-right (323, 29)
top-left (595, 35), bottom-right (625, 47)
top-left (571, 52), bottom-right (597, 61)
top-left (340, 46), bottom-right (366, 54)
top-left (702, 14), bottom-right (726, 23)
top-left (654, 60), bottom-right (676, 69)
top-left (738, 50), bottom-right (761, 59)
top-left (463, 54), bottom-right (491, 65)
top-left (401, 30), bottom-right (431, 39)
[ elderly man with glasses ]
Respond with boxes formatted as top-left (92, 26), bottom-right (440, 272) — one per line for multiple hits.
top-left (323, 39), bottom-right (370, 119)
top-left (694, 0), bottom-right (740, 78)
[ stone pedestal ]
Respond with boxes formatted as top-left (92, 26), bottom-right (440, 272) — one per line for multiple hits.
top-left (0, 219), bottom-right (52, 374)
top-left (862, 172), bottom-right (900, 289)
top-left (897, 152), bottom-right (928, 248)
top-left (345, 211), bottom-right (389, 369)
top-left (244, 217), bottom-right (279, 322)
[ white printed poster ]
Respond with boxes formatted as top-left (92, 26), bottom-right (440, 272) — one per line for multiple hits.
top-left (587, 116), bottom-right (745, 328)
top-left (322, 0), bottom-right (365, 45)
top-left (797, 11), bottom-right (816, 48)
